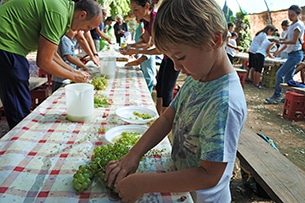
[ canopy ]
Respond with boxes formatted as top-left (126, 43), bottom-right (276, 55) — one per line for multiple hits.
top-left (218, 0), bottom-right (305, 14)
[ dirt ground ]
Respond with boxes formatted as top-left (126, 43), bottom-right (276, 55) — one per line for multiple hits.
top-left (1, 76), bottom-right (305, 203)
top-left (230, 81), bottom-right (305, 203)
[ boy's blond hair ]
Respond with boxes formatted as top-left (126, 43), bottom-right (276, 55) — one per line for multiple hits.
top-left (152, 0), bottom-right (227, 53)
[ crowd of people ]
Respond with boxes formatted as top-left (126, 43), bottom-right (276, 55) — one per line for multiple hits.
top-left (0, 0), bottom-right (304, 202)
top-left (226, 5), bottom-right (304, 104)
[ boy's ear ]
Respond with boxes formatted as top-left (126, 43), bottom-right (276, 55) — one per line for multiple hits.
top-left (212, 32), bottom-right (223, 49)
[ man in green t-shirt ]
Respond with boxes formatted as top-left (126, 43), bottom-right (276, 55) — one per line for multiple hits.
top-left (0, 0), bottom-right (103, 129)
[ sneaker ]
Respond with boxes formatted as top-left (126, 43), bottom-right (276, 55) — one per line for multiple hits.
top-left (265, 95), bottom-right (283, 104)
top-left (253, 84), bottom-right (262, 89)
top-left (280, 98), bottom-right (285, 103)
top-left (245, 79), bottom-right (253, 84)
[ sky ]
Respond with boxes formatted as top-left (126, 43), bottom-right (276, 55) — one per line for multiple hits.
top-left (217, 0), bottom-right (305, 14)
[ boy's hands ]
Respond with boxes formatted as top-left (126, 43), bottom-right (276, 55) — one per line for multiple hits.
top-left (115, 174), bottom-right (145, 203)
top-left (104, 150), bottom-right (141, 188)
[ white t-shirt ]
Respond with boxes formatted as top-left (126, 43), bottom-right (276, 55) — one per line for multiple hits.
top-left (171, 73), bottom-right (247, 203)
top-left (248, 32), bottom-right (267, 54)
top-left (226, 38), bottom-right (237, 57)
top-left (285, 20), bottom-right (304, 53)
top-left (281, 30), bottom-right (288, 39)
top-left (279, 30), bottom-right (289, 54)
top-left (256, 38), bottom-right (274, 57)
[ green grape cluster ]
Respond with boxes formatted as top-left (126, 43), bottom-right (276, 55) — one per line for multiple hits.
top-left (72, 132), bottom-right (140, 193)
top-left (90, 76), bottom-right (108, 90)
top-left (133, 111), bottom-right (153, 119)
top-left (72, 165), bottom-right (94, 193)
top-left (94, 94), bottom-right (111, 108)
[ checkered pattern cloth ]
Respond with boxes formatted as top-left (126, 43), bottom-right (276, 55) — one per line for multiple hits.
top-left (0, 67), bottom-right (193, 203)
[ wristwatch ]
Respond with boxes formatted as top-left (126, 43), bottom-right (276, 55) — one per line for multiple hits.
top-left (94, 53), bottom-right (99, 57)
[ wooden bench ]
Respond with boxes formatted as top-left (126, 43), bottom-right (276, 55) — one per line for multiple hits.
top-left (280, 83), bottom-right (305, 94)
top-left (237, 125), bottom-right (305, 203)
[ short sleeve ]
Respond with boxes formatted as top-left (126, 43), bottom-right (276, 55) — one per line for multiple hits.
top-left (60, 37), bottom-right (73, 57)
top-left (40, 12), bottom-right (68, 45)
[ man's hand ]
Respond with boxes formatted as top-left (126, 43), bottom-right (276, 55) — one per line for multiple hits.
top-left (73, 70), bottom-right (90, 83)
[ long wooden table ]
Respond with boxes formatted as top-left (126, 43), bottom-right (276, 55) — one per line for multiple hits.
top-left (0, 66), bottom-right (193, 202)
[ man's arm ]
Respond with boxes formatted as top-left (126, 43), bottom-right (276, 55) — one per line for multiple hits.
top-left (36, 35), bottom-right (88, 83)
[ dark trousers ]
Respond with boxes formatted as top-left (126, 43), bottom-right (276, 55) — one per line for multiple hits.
top-left (227, 53), bottom-right (234, 64)
top-left (156, 57), bottom-right (180, 107)
top-left (0, 50), bottom-right (31, 129)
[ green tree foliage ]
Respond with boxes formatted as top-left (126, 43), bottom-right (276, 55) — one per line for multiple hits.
top-left (233, 11), bottom-right (252, 52)
top-left (97, 0), bottom-right (131, 18)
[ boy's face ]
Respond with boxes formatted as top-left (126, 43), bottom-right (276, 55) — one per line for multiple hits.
top-left (166, 44), bottom-right (216, 81)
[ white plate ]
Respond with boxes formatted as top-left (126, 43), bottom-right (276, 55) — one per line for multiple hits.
top-left (105, 125), bottom-right (148, 144)
top-left (116, 106), bottom-right (158, 124)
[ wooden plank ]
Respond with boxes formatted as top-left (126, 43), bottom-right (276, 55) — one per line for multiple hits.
top-left (237, 125), bottom-right (305, 203)
top-left (280, 83), bottom-right (305, 94)
top-left (234, 67), bottom-right (247, 73)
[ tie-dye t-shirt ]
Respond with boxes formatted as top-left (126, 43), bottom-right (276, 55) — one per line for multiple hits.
top-left (170, 72), bottom-right (247, 202)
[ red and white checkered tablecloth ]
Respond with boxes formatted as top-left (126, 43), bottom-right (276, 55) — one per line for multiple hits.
top-left (0, 67), bottom-right (193, 203)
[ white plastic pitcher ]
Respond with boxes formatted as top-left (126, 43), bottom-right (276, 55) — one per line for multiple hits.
top-left (100, 56), bottom-right (116, 79)
top-left (65, 83), bottom-right (94, 122)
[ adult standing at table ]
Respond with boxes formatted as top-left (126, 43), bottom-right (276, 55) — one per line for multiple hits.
top-left (113, 14), bottom-right (128, 45)
top-left (90, 9), bottom-right (112, 52)
top-left (266, 5), bottom-right (304, 104)
top-left (120, 0), bottom-right (179, 115)
top-left (0, 0), bottom-right (103, 129)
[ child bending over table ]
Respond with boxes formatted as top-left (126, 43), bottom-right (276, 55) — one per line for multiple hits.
top-left (52, 29), bottom-right (90, 92)
top-left (253, 36), bottom-right (277, 89)
top-left (104, 0), bottom-right (247, 202)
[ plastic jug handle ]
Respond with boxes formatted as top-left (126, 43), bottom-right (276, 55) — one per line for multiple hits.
top-left (79, 88), bottom-right (93, 100)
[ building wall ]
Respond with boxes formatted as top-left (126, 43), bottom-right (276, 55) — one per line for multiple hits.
top-left (249, 6), bottom-right (305, 38)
